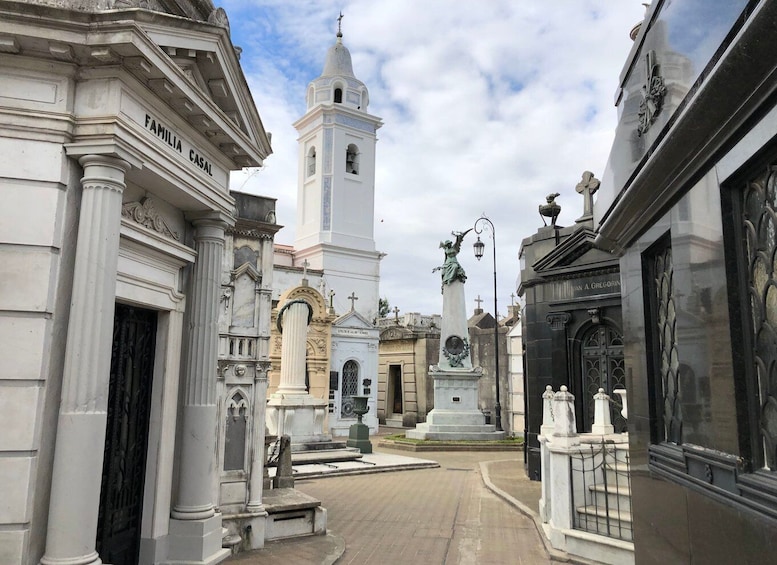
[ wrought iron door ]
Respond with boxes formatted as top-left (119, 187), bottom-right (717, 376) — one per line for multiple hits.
top-left (340, 360), bottom-right (359, 417)
top-left (581, 325), bottom-right (626, 432)
top-left (96, 304), bottom-right (157, 565)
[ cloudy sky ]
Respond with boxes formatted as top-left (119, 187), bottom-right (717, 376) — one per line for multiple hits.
top-left (224, 0), bottom-right (647, 318)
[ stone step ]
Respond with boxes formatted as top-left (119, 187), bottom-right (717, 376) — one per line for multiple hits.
top-left (575, 504), bottom-right (633, 541)
top-left (588, 484), bottom-right (632, 515)
top-left (289, 447), bottom-right (363, 465)
top-left (263, 488), bottom-right (326, 541)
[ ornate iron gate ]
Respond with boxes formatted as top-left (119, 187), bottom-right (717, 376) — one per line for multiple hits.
top-left (581, 325), bottom-right (626, 432)
top-left (340, 360), bottom-right (359, 418)
top-left (96, 304), bottom-right (157, 565)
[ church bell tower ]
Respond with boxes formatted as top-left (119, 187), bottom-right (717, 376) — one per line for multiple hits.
top-left (292, 17), bottom-right (383, 321)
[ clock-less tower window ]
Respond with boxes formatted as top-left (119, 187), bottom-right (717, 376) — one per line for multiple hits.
top-left (346, 144), bottom-right (359, 175)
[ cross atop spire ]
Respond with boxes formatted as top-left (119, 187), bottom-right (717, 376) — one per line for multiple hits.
top-left (475, 295), bottom-right (484, 310)
top-left (337, 12), bottom-right (344, 38)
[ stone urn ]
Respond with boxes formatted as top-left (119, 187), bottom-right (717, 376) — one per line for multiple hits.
top-left (352, 395), bottom-right (370, 424)
top-left (347, 395), bottom-right (372, 454)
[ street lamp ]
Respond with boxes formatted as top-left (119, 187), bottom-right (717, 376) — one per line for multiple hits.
top-left (473, 215), bottom-right (502, 432)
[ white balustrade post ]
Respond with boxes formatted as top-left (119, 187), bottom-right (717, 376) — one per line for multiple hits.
top-left (547, 386), bottom-right (580, 549)
top-left (613, 388), bottom-right (628, 421)
top-left (591, 387), bottom-right (615, 435)
top-left (538, 385), bottom-right (554, 523)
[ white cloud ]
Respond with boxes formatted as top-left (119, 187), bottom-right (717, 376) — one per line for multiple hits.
top-left (228, 0), bottom-right (648, 317)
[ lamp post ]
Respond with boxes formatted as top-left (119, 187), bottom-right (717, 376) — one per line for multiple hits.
top-left (473, 215), bottom-right (502, 432)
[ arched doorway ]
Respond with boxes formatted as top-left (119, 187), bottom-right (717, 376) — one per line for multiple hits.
top-left (580, 324), bottom-right (626, 432)
top-left (340, 359), bottom-right (359, 418)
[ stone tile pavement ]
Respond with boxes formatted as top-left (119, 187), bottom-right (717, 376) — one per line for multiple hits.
top-left (226, 438), bottom-right (586, 565)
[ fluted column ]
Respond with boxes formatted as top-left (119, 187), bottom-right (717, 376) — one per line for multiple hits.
top-left (41, 155), bottom-right (129, 565)
top-left (246, 360), bottom-right (270, 513)
top-left (172, 215), bottom-right (227, 519)
top-left (276, 299), bottom-right (312, 394)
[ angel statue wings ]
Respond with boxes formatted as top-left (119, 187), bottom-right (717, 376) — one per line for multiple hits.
top-left (432, 228), bottom-right (472, 291)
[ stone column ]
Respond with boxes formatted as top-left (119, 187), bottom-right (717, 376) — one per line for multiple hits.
top-left (247, 360), bottom-right (269, 514)
top-left (169, 213), bottom-right (230, 564)
top-left (41, 155), bottom-right (129, 565)
top-left (275, 299), bottom-right (311, 394)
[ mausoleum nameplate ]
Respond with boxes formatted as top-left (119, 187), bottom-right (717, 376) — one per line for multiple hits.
top-left (144, 113), bottom-right (214, 176)
top-left (547, 273), bottom-right (621, 302)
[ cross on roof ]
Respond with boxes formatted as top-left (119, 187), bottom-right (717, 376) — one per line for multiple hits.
top-left (475, 295), bottom-right (483, 310)
top-left (337, 12), bottom-right (344, 37)
top-left (510, 292), bottom-right (516, 305)
top-left (575, 171), bottom-right (600, 219)
top-left (328, 289), bottom-right (335, 309)
top-left (301, 259), bottom-right (309, 279)
top-left (392, 306), bottom-right (400, 322)
top-left (348, 291), bottom-right (358, 311)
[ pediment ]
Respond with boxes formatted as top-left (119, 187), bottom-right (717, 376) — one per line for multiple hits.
top-left (532, 227), bottom-right (615, 274)
top-left (380, 327), bottom-right (413, 340)
top-left (232, 262), bottom-right (261, 283)
top-left (334, 310), bottom-right (375, 329)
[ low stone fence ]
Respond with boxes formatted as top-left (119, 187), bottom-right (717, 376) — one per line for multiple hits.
top-left (538, 386), bottom-right (634, 565)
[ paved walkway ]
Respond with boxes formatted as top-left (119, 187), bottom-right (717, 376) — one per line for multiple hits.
top-left (226, 439), bottom-right (575, 565)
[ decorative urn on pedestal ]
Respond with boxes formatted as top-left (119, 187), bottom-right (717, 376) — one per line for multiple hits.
top-left (346, 395), bottom-right (373, 453)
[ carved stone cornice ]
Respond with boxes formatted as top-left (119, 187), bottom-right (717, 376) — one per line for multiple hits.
top-left (122, 197), bottom-right (180, 241)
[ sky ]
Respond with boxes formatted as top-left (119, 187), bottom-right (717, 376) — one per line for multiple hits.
top-left (223, 0), bottom-right (647, 318)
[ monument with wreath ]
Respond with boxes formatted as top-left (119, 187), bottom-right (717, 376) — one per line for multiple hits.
top-left (405, 230), bottom-right (505, 440)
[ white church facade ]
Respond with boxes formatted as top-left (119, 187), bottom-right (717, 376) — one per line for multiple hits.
top-left (271, 26), bottom-right (383, 436)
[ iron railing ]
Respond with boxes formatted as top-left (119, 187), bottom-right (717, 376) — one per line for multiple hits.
top-left (570, 440), bottom-right (632, 541)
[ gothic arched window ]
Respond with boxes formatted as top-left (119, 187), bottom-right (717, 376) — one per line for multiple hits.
top-left (224, 390), bottom-right (248, 471)
top-left (341, 360), bottom-right (359, 418)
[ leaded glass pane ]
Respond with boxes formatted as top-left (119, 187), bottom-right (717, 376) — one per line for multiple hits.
top-left (742, 165), bottom-right (777, 470)
top-left (653, 244), bottom-right (682, 444)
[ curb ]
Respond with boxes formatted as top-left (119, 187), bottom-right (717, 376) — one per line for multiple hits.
top-left (324, 532), bottom-right (346, 565)
top-left (478, 460), bottom-right (600, 565)
top-left (376, 440), bottom-right (523, 452)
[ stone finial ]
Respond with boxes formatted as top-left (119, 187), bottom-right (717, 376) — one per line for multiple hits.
top-left (591, 388), bottom-right (614, 435)
top-left (552, 386), bottom-right (579, 443)
top-left (541, 385), bottom-right (555, 436)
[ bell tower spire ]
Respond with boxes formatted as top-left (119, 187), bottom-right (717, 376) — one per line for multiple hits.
top-left (291, 20), bottom-right (384, 321)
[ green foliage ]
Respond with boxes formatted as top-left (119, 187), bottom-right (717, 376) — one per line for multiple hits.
top-left (378, 297), bottom-right (390, 318)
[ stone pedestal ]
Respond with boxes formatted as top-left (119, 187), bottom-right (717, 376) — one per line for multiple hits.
top-left (346, 422), bottom-right (373, 453)
top-left (406, 367), bottom-right (505, 440)
top-left (407, 273), bottom-right (504, 441)
top-left (266, 298), bottom-right (332, 448)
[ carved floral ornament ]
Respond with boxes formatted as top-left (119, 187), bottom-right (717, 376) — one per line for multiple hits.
top-left (637, 49), bottom-right (667, 137)
top-left (121, 197), bottom-right (181, 241)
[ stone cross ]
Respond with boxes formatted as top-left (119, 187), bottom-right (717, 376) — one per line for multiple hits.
top-left (575, 171), bottom-right (600, 220)
top-left (475, 295), bottom-right (483, 310)
top-left (510, 292), bottom-right (516, 306)
top-left (392, 306), bottom-right (400, 323)
top-left (301, 259), bottom-right (309, 279)
top-left (328, 289), bottom-right (335, 310)
top-left (348, 291), bottom-right (358, 311)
